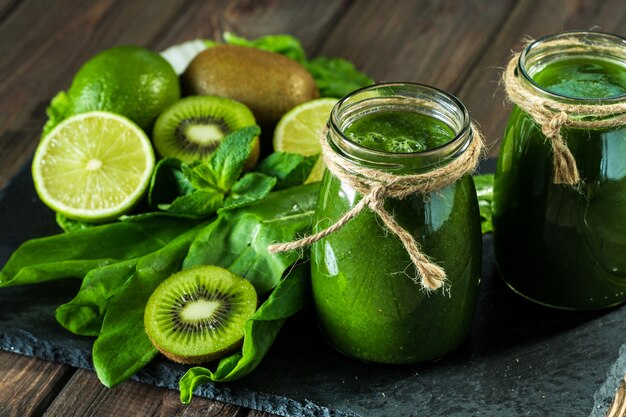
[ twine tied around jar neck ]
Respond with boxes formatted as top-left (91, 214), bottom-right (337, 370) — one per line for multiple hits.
top-left (503, 38), bottom-right (626, 186)
top-left (268, 124), bottom-right (485, 292)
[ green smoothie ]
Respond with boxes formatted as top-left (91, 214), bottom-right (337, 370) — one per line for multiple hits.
top-left (311, 107), bottom-right (481, 364)
top-left (532, 57), bottom-right (626, 99)
top-left (345, 110), bottom-right (454, 152)
top-left (494, 55), bottom-right (626, 309)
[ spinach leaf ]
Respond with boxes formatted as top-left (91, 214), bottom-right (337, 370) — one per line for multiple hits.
top-left (92, 223), bottom-right (207, 387)
top-left (55, 259), bottom-right (137, 336)
top-left (473, 174), bottom-right (494, 234)
top-left (179, 262), bottom-right (311, 401)
top-left (256, 152), bottom-right (318, 190)
top-left (304, 56), bottom-right (374, 98)
top-left (0, 215), bottom-right (197, 287)
top-left (222, 172), bottom-right (276, 211)
top-left (184, 182), bottom-right (319, 295)
top-left (148, 158), bottom-right (194, 209)
top-left (223, 32), bottom-right (306, 63)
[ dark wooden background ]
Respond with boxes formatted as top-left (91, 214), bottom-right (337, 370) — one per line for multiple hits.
top-left (0, 0), bottom-right (625, 416)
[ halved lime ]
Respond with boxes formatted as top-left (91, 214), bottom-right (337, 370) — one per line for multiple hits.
top-left (273, 98), bottom-right (338, 183)
top-left (32, 112), bottom-right (155, 222)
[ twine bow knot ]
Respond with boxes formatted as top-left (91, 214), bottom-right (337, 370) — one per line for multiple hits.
top-left (268, 123), bottom-right (485, 292)
top-left (504, 38), bottom-right (626, 186)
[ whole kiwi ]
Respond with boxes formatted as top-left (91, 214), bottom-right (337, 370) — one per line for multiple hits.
top-left (182, 45), bottom-right (319, 127)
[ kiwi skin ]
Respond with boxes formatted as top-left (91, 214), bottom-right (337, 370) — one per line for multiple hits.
top-left (144, 265), bottom-right (258, 365)
top-left (182, 45), bottom-right (319, 128)
top-left (148, 332), bottom-right (243, 365)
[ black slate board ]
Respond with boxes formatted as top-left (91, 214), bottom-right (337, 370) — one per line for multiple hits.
top-left (1, 161), bottom-right (625, 417)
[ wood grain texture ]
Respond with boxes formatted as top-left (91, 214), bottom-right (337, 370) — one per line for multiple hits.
top-left (0, 351), bottom-right (74, 417)
top-left (42, 369), bottom-right (249, 417)
top-left (456, 0), bottom-right (626, 155)
top-left (152, 0), bottom-right (350, 55)
top-left (0, 0), bottom-right (188, 188)
top-left (317, 0), bottom-right (515, 89)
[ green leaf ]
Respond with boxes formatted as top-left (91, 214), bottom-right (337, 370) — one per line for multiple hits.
top-left (0, 216), bottom-right (197, 287)
top-left (223, 32), bottom-right (306, 63)
top-left (55, 259), bottom-right (137, 336)
top-left (55, 212), bottom-right (93, 233)
top-left (179, 263), bottom-right (311, 401)
top-left (148, 158), bottom-right (194, 209)
top-left (162, 190), bottom-right (224, 217)
top-left (42, 91), bottom-right (72, 137)
top-left (256, 152), bottom-right (318, 190)
top-left (184, 182), bottom-right (319, 295)
top-left (304, 57), bottom-right (374, 98)
top-left (222, 172), bottom-right (277, 211)
top-left (181, 161), bottom-right (220, 192)
top-left (208, 126), bottom-right (261, 191)
top-left (473, 174), bottom-right (494, 234)
top-left (92, 223), bottom-right (207, 387)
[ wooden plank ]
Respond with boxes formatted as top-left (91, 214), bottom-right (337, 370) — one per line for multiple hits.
top-left (0, 0), bottom-right (189, 189)
top-left (0, 0), bottom-right (20, 27)
top-left (0, 351), bottom-right (74, 417)
top-left (456, 0), bottom-right (626, 156)
top-left (152, 0), bottom-right (350, 55)
top-left (42, 369), bottom-right (254, 417)
top-left (316, 0), bottom-right (516, 89)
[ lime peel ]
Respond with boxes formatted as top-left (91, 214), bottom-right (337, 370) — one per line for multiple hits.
top-left (32, 111), bottom-right (155, 222)
top-left (273, 98), bottom-right (338, 183)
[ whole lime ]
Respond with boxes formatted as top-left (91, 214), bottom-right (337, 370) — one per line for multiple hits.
top-left (68, 46), bottom-right (180, 131)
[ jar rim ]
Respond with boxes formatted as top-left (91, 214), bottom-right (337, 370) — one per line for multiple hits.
top-left (329, 82), bottom-right (472, 163)
top-left (518, 30), bottom-right (626, 103)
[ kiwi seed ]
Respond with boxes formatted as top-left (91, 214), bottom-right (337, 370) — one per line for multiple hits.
top-left (152, 95), bottom-right (259, 168)
top-left (144, 265), bottom-right (257, 364)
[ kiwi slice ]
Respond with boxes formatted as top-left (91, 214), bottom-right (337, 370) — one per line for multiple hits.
top-left (144, 265), bottom-right (257, 364)
top-left (152, 95), bottom-right (259, 167)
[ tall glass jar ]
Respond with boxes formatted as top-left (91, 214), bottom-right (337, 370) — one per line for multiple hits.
top-left (493, 32), bottom-right (626, 309)
top-left (310, 83), bottom-right (482, 364)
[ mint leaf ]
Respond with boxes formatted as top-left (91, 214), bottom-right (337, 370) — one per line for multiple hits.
top-left (209, 125), bottom-right (260, 191)
top-left (222, 173), bottom-right (277, 211)
top-left (148, 158), bottom-right (194, 209)
top-left (161, 191), bottom-right (224, 217)
top-left (181, 161), bottom-right (220, 192)
top-left (304, 57), bottom-right (374, 98)
top-left (223, 32), bottom-right (306, 63)
top-left (256, 152), bottom-right (318, 190)
top-left (42, 91), bottom-right (72, 137)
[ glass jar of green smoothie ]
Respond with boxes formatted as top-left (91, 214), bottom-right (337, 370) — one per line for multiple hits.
top-left (493, 31), bottom-right (626, 309)
top-left (310, 83), bottom-right (482, 364)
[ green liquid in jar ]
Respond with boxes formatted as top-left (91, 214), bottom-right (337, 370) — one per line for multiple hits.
top-left (531, 57), bottom-right (626, 99)
top-left (344, 110), bottom-right (455, 152)
top-left (493, 55), bottom-right (626, 309)
top-left (312, 109), bottom-right (481, 363)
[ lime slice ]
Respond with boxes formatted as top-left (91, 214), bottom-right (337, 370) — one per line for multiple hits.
top-left (32, 112), bottom-right (155, 222)
top-left (273, 98), bottom-right (338, 182)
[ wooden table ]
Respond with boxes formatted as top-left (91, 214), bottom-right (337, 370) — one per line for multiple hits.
top-left (0, 0), bottom-right (625, 416)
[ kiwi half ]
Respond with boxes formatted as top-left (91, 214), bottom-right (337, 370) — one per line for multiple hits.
top-left (144, 265), bottom-right (257, 364)
top-left (152, 96), bottom-right (259, 168)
